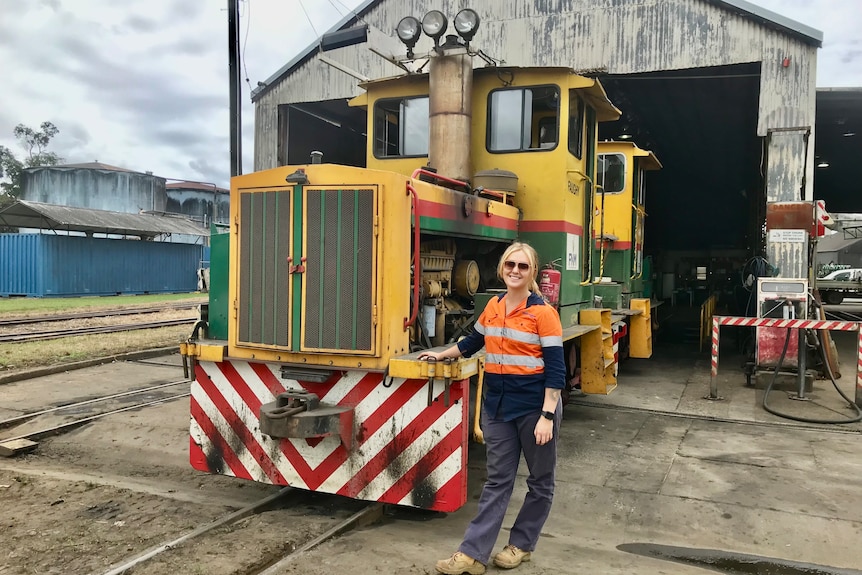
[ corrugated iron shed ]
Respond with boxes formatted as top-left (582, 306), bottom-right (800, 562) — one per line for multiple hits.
top-left (0, 200), bottom-right (208, 238)
top-left (251, 0), bottom-right (821, 105)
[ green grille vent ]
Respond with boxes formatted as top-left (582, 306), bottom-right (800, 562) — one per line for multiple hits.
top-left (304, 188), bottom-right (375, 352)
top-left (238, 191), bottom-right (292, 347)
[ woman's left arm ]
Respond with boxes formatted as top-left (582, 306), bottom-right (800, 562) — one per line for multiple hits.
top-left (535, 305), bottom-right (566, 445)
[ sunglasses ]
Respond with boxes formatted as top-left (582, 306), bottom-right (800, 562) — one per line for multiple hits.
top-left (504, 260), bottom-right (531, 271)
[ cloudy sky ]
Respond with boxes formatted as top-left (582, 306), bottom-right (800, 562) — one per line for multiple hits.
top-left (1, 0), bottom-right (860, 189)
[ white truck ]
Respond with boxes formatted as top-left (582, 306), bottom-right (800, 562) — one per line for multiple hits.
top-left (817, 268), bottom-right (862, 304)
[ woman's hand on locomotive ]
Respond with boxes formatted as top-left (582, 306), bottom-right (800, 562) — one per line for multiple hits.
top-left (534, 416), bottom-right (554, 445)
top-left (417, 346), bottom-right (462, 362)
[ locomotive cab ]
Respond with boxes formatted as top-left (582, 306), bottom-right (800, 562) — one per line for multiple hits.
top-left (593, 141), bottom-right (663, 308)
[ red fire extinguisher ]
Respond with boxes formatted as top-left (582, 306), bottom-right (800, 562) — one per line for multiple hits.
top-left (539, 263), bottom-right (561, 306)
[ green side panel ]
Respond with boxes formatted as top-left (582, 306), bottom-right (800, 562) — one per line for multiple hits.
top-left (603, 251), bottom-right (629, 286)
top-left (593, 283), bottom-right (623, 310)
top-left (208, 231), bottom-right (230, 340)
top-left (519, 230), bottom-right (592, 310)
top-left (419, 216), bottom-right (516, 240)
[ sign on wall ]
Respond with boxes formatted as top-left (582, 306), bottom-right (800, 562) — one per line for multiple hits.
top-left (566, 233), bottom-right (579, 271)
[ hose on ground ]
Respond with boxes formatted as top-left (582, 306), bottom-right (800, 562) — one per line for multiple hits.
top-left (762, 329), bottom-right (862, 424)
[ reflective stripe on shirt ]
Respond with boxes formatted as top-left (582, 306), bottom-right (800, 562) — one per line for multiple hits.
top-left (485, 353), bottom-right (545, 368)
top-left (483, 325), bottom-right (541, 345)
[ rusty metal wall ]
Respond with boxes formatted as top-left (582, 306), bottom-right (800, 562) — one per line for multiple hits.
top-left (21, 167), bottom-right (168, 213)
top-left (765, 130), bottom-right (811, 279)
top-left (165, 189), bottom-right (230, 226)
top-left (254, 0), bottom-right (818, 190)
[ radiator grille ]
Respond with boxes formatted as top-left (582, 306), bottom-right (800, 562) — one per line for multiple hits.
top-left (238, 190), bottom-right (292, 347)
top-left (304, 188), bottom-right (375, 352)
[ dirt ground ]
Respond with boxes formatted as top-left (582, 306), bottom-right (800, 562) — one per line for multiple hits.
top-left (0, 308), bottom-right (196, 372)
top-left (0, 360), bottom-right (369, 575)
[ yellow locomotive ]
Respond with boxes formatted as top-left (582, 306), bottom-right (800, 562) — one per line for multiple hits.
top-left (181, 11), bottom-right (655, 511)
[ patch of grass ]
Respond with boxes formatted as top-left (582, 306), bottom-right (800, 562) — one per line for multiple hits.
top-left (0, 325), bottom-right (192, 372)
top-left (0, 293), bottom-right (205, 316)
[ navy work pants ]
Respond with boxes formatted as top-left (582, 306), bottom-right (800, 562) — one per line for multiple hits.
top-left (458, 405), bottom-right (560, 564)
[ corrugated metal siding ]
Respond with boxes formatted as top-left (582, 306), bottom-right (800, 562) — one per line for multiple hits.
top-left (765, 130), bottom-right (808, 202)
top-left (0, 234), bottom-right (202, 297)
top-left (0, 234), bottom-right (43, 296)
top-left (254, 0), bottom-right (817, 176)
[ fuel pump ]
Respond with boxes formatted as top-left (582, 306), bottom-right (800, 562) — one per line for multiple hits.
top-left (755, 278), bottom-right (808, 368)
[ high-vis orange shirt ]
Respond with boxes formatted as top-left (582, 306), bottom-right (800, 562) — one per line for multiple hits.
top-left (457, 292), bottom-right (565, 421)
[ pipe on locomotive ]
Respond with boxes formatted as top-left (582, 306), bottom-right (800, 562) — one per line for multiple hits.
top-left (398, 9), bottom-right (481, 183)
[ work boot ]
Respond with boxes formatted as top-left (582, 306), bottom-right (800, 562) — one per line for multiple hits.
top-left (435, 551), bottom-right (486, 575)
top-left (493, 545), bottom-right (532, 569)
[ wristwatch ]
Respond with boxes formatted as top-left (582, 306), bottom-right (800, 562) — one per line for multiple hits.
top-left (541, 410), bottom-right (555, 420)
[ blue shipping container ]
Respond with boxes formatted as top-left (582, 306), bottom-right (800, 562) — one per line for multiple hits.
top-left (0, 234), bottom-right (203, 297)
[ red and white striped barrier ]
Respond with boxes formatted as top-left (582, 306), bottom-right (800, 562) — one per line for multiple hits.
top-left (709, 315), bottom-right (862, 407)
top-left (612, 320), bottom-right (628, 376)
top-left (716, 317), bottom-right (859, 331)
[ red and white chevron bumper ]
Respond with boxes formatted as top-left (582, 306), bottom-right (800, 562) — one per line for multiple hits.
top-left (190, 360), bottom-right (469, 511)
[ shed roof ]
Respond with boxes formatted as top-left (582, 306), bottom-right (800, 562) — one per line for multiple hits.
top-left (0, 200), bottom-right (208, 238)
top-left (816, 231), bottom-right (862, 253)
top-left (54, 161), bottom-right (136, 172)
top-left (251, 0), bottom-right (823, 103)
top-left (166, 181), bottom-right (229, 194)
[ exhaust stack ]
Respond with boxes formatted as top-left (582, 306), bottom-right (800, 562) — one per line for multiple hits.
top-left (428, 38), bottom-right (473, 184)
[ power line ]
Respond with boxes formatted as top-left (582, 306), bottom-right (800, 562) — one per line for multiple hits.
top-left (327, 0), bottom-right (366, 24)
top-left (242, 0), bottom-right (252, 94)
top-left (298, 0), bottom-right (320, 37)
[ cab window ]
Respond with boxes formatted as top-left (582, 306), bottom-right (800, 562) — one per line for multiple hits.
top-left (568, 92), bottom-right (585, 158)
top-left (373, 96), bottom-right (429, 158)
top-left (487, 85), bottom-right (559, 152)
top-left (597, 153), bottom-right (626, 194)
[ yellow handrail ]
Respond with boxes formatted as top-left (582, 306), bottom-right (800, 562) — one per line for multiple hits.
top-left (630, 204), bottom-right (647, 280)
top-left (472, 357), bottom-right (485, 444)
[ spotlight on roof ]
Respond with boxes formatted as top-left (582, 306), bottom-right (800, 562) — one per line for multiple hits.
top-left (618, 133), bottom-right (633, 140)
top-left (843, 131), bottom-right (856, 137)
top-left (453, 9), bottom-right (480, 43)
top-left (817, 161), bottom-right (830, 168)
top-left (422, 10), bottom-right (448, 45)
top-left (396, 16), bottom-right (421, 57)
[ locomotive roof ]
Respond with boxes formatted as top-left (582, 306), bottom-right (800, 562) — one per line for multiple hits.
top-left (598, 141), bottom-right (663, 170)
top-left (352, 66), bottom-right (621, 122)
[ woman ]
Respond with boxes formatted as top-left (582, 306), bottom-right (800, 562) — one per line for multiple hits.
top-left (418, 242), bottom-right (565, 574)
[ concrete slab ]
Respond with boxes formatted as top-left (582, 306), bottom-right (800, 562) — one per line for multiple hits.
top-left (3, 338), bottom-right (861, 573)
top-left (271, 336), bottom-right (862, 574)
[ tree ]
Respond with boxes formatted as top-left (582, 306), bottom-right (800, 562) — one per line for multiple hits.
top-left (0, 121), bottom-right (63, 200)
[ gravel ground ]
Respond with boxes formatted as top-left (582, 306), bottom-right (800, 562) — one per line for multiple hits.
top-left (0, 361), bottom-right (370, 575)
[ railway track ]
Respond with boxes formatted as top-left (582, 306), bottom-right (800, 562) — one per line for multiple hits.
top-left (97, 494), bottom-right (383, 575)
top-left (0, 379), bottom-right (192, 450)
top-left (0, 376), bottom-right (385, 575)
top-left (0, 300), bottom-right (205, 327)
top-left (0, 317), bottom-right (197, 343)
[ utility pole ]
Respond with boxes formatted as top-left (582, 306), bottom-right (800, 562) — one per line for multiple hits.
top-left (228, 0), bottom-right (242, 177)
